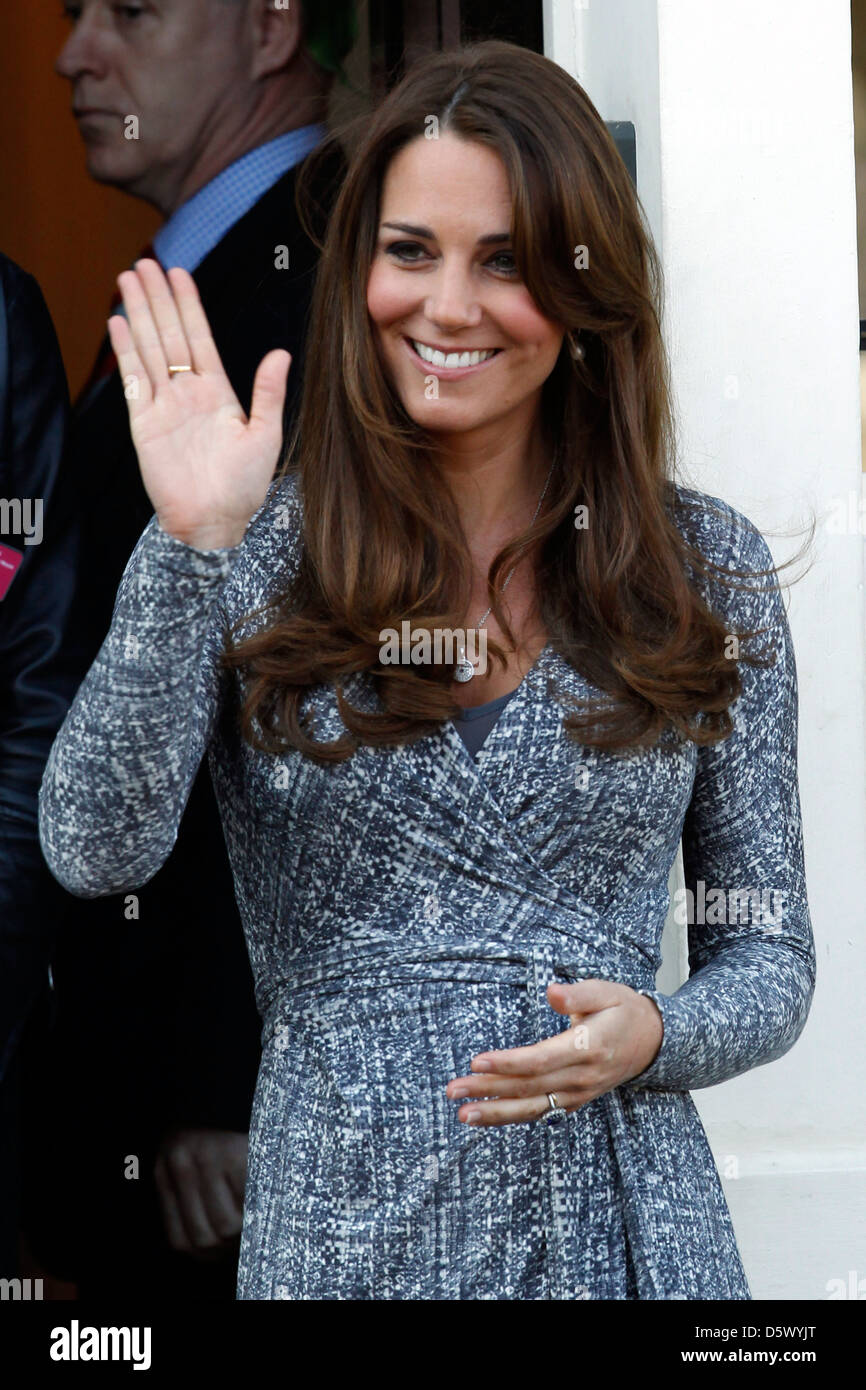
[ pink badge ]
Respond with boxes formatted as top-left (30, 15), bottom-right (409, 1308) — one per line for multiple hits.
top-left (0, 542), bottom-right (24, 599)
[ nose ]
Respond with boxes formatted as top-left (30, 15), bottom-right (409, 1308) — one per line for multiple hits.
top-left (423, 257), bottom-right (483, 332)
top-left (55, 7), bottom-right (107, 82)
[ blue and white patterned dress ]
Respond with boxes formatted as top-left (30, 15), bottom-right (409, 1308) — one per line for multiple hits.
top-left (38, 473), bottom-right (816, 1300)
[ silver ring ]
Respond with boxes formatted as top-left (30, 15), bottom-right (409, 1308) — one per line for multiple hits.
top-left (539, 1092), bottom-right (568, 1126)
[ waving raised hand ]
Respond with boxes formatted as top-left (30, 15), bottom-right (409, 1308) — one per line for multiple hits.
top-left (107, 259), bottom-right (291, 550)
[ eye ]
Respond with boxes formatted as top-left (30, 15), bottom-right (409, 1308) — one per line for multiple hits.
top-left (383, 240), bottom-right (430, 264)
top-left (115, 3), bottom-right (145, 16)
top-left (486, 250), bottom-right (519, 277)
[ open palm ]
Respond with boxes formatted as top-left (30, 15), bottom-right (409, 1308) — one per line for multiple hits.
top-left (107, 259), bottom-right (291, 550)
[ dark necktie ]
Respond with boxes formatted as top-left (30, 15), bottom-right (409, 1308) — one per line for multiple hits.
top-left (75, 241), bottom-right (158, 410)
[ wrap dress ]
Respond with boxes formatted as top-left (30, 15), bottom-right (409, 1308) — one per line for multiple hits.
top-left (38, 472), bottom-right (816, 1300)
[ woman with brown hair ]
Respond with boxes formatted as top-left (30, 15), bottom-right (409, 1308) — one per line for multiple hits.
top-left (39, 40), bottom-right (815, 1300)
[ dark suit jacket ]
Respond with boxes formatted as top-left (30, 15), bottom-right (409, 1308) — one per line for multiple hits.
top-left (21, 147), bottom-right (344, 1285)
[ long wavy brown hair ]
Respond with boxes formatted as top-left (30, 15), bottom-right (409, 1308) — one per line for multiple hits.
top-left (222, 39), bottom-right (811, 765)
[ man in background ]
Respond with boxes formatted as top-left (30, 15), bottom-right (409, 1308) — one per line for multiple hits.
top-left (21, 0), bottom-right (352, 1299)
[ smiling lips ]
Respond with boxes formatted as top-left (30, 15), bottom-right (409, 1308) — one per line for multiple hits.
top-left (409, 338), bottom-right (502, 370)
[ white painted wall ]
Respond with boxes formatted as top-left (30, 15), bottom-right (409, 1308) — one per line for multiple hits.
top-left (545, 0), bottom-right (866, 1299)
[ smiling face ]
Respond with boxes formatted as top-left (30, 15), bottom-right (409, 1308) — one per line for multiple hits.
top-left (365, 133), bottom-right (565, 446)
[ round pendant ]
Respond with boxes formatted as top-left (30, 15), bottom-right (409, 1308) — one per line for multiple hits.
top-left (454, 658), bottom-right (475, 683)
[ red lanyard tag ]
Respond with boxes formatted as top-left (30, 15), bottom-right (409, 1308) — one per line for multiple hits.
top-left (0, 542), bottom-right (24, 599)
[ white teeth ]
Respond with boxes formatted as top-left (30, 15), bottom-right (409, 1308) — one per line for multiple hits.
top-left (411, 340), bottom-right (498, 368)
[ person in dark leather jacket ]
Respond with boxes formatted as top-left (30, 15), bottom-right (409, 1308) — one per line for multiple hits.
top-left (0, 252), bottom-right (81, 1277)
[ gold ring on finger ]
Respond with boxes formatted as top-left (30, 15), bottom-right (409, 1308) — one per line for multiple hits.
top-left (538, 1092), bottom-right (568, 1126)
top-left (167, 364), bottom-right (193, 376)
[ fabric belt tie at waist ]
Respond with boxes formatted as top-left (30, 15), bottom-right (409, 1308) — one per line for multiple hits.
top-left (524, 942), bottom-right (668, 1301)
top-left (258, 932), bottom-right (658, 1034)
top-left (257, 937), bottom-right (669, 1300)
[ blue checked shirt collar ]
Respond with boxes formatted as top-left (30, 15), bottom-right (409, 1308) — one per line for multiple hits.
top-left (152, 124), bottom-right (328, 274)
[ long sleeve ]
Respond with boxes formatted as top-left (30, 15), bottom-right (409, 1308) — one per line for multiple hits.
top-left (0, 257), bottom-right (79, 1080)
top-left (38, 515), bottom-right (244, 899)
top-left (624, 500), bottom-right (816, 1092)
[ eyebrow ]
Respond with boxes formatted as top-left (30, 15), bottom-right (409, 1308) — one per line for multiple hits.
top-left (380, 221), bottom-right (510, 245)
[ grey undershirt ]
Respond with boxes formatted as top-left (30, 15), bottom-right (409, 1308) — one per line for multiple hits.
top-left (451, 688), bottom-right (518, 758)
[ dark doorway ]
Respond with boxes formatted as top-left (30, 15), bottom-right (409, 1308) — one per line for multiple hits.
top-left (369, 0), bottom-right (544, 98)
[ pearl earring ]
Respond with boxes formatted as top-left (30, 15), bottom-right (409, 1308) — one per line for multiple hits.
top-left (568, 331), bottom-right (585, 360)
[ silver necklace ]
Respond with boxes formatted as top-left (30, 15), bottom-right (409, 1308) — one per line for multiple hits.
top-left (454, 459), bottom-right (555, 683)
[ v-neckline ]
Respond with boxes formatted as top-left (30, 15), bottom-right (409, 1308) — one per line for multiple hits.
top-left (451, 687), bottom-right (516, 719)
top-left (442, 640), bottom-right (554, 774)
top-left (338, 639), bottom-right (558, 801)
